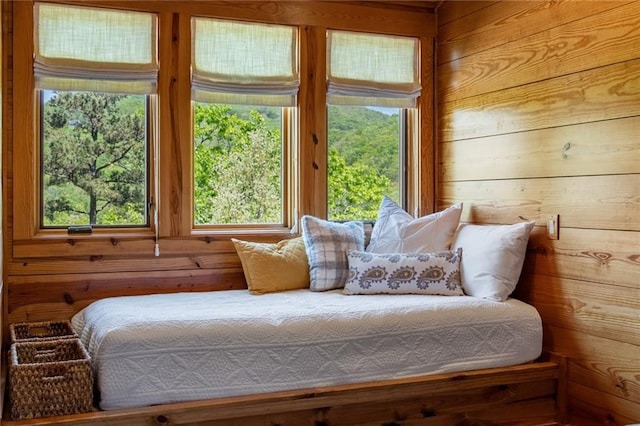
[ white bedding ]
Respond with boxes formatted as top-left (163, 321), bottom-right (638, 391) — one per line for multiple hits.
top-left (71, 289), bottom-right (542, 410)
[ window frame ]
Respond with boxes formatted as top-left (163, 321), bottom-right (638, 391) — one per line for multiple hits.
top-left (10, 0), bottom-right (434, 259)
top-left (190, 104), bottom-right (296, 231)
top-left (37, 89), bottom-right (154, 230)
top-left (325, 104), bottom-right (416, 221)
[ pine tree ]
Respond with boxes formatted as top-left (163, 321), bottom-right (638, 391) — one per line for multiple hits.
top-left (42, 92), bottom-right (146, 226)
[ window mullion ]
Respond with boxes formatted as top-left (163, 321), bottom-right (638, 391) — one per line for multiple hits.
top-left (158, 11), bottom-right (192, 237)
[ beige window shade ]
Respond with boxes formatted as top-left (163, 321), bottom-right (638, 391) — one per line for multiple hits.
top-left (34, 3), bottom-right (158, 94)
top-left (192, 17), bottom-right (299, 106)
top-left (327, 30), bottom-right (420, 107)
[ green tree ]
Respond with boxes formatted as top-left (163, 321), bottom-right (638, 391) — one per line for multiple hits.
top-left (195, 103), bottom-right (394, 223)
top-left (42, 91), bottom-right (146, 226)
top-left (194, 103), bottom-right (282, 224)
top-left (328, 149), bottom-right (390, 221)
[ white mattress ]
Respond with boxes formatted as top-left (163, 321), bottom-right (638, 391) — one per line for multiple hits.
top-left (71, 289), bottom-right (542, 410)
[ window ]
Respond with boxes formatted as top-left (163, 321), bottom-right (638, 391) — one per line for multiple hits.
top-left (41, 90), bottom-right (148, 227)
top-left (34, 3), bottom-right (157, 228)
top-left (326, 30), bottom-right (420, 221)
top-left (191, 18), bottom-right (298, 227)
top-left (193, 103), bottom-right (283, 225)
top-left (13, 1), bottom-right (431, 258)
top-left (327, 105), bottom-right (403, 221)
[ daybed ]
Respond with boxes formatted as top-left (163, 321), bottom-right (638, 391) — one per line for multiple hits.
top-left (3, 203), bottom-right (567, 425)
top-left (71, 289), bottom-right (543, 411)
top-left (3, 288), bottom-right (565, 426)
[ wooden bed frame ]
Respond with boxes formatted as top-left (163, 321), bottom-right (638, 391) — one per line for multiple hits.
top-left (2, 354), bottom-right (567, 426)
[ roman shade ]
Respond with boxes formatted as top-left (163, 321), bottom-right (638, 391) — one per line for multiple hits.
top-left (34, 3), bottom-right (158, 94)
top-left (327, 30), bottom-right (420, 107)
top-left (192, 17), bottom-right (299, 106)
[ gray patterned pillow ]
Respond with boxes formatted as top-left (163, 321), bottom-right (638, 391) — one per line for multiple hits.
top-left (343, 248), bottom-right (464, 295)
top-left (301, 216), bottom-right (365, 291)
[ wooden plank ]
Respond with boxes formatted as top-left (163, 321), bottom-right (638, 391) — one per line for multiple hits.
top-left (158, 11), bottom-right (192, 237)
top-left (0, 362), bottom-right (560, 426)
top-left (438, 1), bottom-right (628, 64)
top-left (515, 274), bottom-right (639, 347)
top-left (439, 58), bottom-right (640, 142)
top-left (6, 268), bottom-right (246, 324)
top-left (568, 382), bottom-right (639, 425)
top-left (178, 1), bottom-right (437, 37)
top-left (439, 174), bottom-right (640, 231)
top-left (11, 1), bottom-right (35, 240)
top-left (216, 380), bottom-right (556, 426)
top-left (71, 0), bottom-right (436, 37)
top-left (11, 231), bottom-right (291, 258)
top-left (7, 252), bottom-right (241, 276)
top-left (439, 2), bottom-right (639, 99)
top-left (542, 325), bottom-right (640, 406)
top-left (439, 116), bottom-right (640, 182)
top-left (419, 35), bottom-right (436, 214)
top-left (523, 227), bottom-right (640, 290)
top-left (298, 25), bottom-right (327, 218)
top-left (436, 1), bottom-right (496, 27)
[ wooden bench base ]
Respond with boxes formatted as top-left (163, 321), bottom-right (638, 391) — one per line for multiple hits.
top-left (2, 360), bottom-right (566, 426)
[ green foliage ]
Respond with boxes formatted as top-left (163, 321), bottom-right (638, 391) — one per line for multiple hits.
top-left (327, 105), bottom-right (400, 220)
top-left (44, 95), bottom-right (401, 227)
top-left (194, 104), bottom-right (282, 224)
top-left (42, 91), bottom-right (146, 226)
top-left (327, 149), bottom-right (390, 221)
top-left (328, 105), bottom-right (400, 182)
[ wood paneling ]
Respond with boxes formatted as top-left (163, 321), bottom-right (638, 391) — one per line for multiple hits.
top-left (524, 228), bottom-right (640, 290)
top-left (569, 382), bottom-right (638, 426)
top-left (544, 326), bottom-right (639, 423)
top-left (440, 58), bottom-right (640, 142)
top-left (439, 1), bottom-right (637, 96)
top-left (519, 274), bottom-right (639, 347)
top-left (436, 1), bottom-right (494, 27)
top-left (439, 116), bottom-right (640, 182)
top-left (438, 1), bottom-right (629, 64)
top-left (441, 175), bottom-right (640, 231)
top-left (437, 1), bottom-right (640, 422)
top-left (7, 268), bottom-right (246, 324)
top-left (60, 0), bottom-right (435, 37)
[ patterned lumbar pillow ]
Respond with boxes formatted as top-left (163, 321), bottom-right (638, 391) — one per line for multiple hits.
top-left (366, 196), bottom-right (463, 253)
top-left (343, 248), bottom-right (464, 295)
top-left (301, 215), bottom-right (365, 291)
top-left (232, 237), bottom-right (310, 295)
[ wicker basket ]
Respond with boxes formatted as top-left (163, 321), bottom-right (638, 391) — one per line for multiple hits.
top-left (10, 321), bottom-right (77, 343)
top-left (9, 339), bottom-right (93, 420)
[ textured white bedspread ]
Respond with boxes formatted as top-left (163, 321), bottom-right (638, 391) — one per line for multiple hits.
top-left (71, 290), bottom-right (542, 410)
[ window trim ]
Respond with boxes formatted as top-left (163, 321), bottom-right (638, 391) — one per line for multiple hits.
top-left (37, 90), bottom-right (154, 230)
top-left (190, 104), bottom-right (295, 231)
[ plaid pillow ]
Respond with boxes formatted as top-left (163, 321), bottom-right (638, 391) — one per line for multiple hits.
top-left (301, 216), bottom-right (365, 291)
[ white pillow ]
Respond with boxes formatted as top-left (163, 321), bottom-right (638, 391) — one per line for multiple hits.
top-left (344, 248), bottom-right (464, 296)
top-left (366, 197), bottom-right (462, 253)
top-left (452, 221), bottom-right (535, 301)
top-left (301, 215), bottom-right (365, 291)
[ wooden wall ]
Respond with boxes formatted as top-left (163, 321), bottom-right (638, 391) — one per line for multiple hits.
top-left (436, 1), bottom-right (640, 424)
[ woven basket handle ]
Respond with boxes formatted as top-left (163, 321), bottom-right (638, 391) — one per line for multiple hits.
top-left (34, 349), bottom-right (57, 358)
top-left (41, 375), bottom-right (66, 382)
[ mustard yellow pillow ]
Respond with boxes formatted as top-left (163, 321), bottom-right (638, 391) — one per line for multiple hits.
top-left (232, 237), bottom-right (310, 294)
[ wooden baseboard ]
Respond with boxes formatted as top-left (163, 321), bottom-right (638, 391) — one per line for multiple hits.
top-left (2, 361), bottom-right (563, 426)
